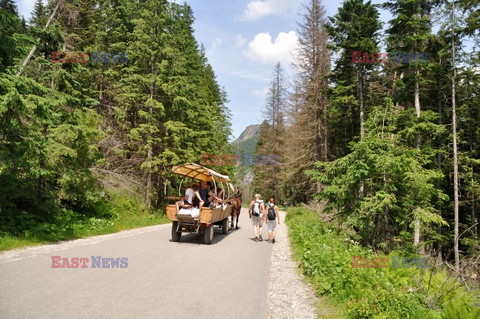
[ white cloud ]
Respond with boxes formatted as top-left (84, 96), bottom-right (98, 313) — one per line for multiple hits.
top-left (229, 70), bottom-right (270, 82)
top-left (207, 37), bottom-right (223, 55)
top-left (235, 34), bottom-right (248, 47)
top-left (243, 0), bottom-right (300, 21)
top-left (252, 87), bottom-right (269, 97)
top-left (244, 31), bottom-right (298, 65)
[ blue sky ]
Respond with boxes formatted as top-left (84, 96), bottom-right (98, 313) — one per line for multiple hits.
top-left (16, 0), bottom-right (392, 140)
top-left (182, 0), bottom-right (344, 139)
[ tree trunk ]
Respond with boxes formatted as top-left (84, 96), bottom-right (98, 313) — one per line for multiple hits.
top-left (437, 80), bottom-right (443, 263)
top-left (146, 146), bottom-right (152, 210)
top-left (451, 0), bottom-right (460, 274)
top-left (384, 170), bottom-right (389, 249)
top-left (146, 80), bottom-right (154, 209)
top-left (472, 169), bottom-right (477, 237)
top-left (324, 104), bottom-right (329, 161)
top-left (358, 65), bottom-right (365, 199)
top-left (17, 0), bottom-right (61, 76)
top-left (359, 65), bottom-right (365, 140)
top-left (146, 8), bottom-right (158, 210)
top-left (413, 68), bottom-right (422, 251)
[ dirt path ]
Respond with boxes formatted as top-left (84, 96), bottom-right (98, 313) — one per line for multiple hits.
top-left (267, 210), bottom-right (318, 319)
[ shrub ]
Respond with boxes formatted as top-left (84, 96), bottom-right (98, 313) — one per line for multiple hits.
top-left (286, 207), bottom-right (480, 318)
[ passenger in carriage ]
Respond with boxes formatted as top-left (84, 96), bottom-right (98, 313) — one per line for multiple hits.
top-left (217, 187), bottom-right (226, 208)
top-left (216, 187), bottom-right (224, 201)
top-left (208, 185), bottom-right (216, 205)
top-left (176, 183), bottom-right (197, 212)
top-left (194, 181), bottom-right (222, 208)
top-left (209, 186), bottom-right (224, 208)
top-left (193, 184), bottom-right (204, 208)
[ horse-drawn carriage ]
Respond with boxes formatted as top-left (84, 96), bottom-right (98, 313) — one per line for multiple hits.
top-left (165, 163), bottom-right (240, 245)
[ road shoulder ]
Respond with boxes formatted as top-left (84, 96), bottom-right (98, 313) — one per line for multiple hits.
top-left (0, 224), bottom-right (169, 264)
top-left (267, 210), bottom-right (318, 319)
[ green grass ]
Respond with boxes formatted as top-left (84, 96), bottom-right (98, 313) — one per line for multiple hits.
top-left (286, 207), bottom-right (480, 319)
top-left (0, 191), bottom-right (169, 252)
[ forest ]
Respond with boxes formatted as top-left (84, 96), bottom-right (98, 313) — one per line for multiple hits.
top-left (252, 0), bottom-right (480, 276)
top-left (1, 0), bottom-right (480, 316)
top-left (1, 0), bottom-right (480, 313)
top-left (0, 0), bottom-right (233, 248)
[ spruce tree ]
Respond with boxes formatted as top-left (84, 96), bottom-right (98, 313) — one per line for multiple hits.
top-left (307, 99), bottom-right (447, 250)
top-left (252, 62), bottom-right (287, 200)
top-left (384, 0), bottom-right (439, 251)
top-left (0, 0), bottom-right (23, 72)
top-left (284, 0), bottom-right (330, 202)
top-left (326, 0), bottom-right (382, 157)
top-left (29, 0), bottom-right (46, 27)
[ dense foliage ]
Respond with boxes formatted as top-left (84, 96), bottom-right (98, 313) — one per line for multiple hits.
top-left (287, 207), bottom-right (480, 318)
top-left (252, 0), bottom-right (480, 269)
top-left (0, 0), bottom-right (232, 246)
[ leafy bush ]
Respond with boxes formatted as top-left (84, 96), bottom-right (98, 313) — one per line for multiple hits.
top-left (286, 207), bottom-right (480, 319)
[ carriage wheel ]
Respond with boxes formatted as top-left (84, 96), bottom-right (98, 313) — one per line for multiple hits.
top-left (222, 218), bottom-right (229, 234)
top-left (203, 225), bottom-right (214, 244)
top-left (171, 222), bottom-right (182, 242)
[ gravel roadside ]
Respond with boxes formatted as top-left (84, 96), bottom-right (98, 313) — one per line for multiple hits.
top-left (267, 210), bottom-right (318, 319)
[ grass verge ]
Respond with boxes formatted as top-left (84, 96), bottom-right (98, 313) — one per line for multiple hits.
top-left (286, 207), bottom-right (480, 319)
top-left (0, 191), bottom-right (169, 252)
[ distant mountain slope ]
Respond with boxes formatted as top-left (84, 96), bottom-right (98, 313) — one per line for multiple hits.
top-left (232, 124), bottom-right (261, 190)
top-left (232, 124), bottom-right (260, 155)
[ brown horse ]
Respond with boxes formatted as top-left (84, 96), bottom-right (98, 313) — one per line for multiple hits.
top-left (230, 189), bottom-right (242, 229)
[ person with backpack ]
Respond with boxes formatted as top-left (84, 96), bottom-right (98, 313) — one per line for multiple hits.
top-left (265, 197), bottom-right (280, 243)
top-left (249, 194), bottom-right (265, 242)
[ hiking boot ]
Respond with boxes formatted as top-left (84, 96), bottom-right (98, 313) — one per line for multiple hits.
top-left (259, 235), bottom-right (263, 242)
top-left (272, 238), bottom-right (275, 244)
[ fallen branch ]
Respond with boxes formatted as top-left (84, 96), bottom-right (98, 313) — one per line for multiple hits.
top-left (16, 0), bottom-right (61, 76)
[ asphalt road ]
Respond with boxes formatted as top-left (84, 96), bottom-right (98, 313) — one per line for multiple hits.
top-left (0, 208), bottom-right (272, 319)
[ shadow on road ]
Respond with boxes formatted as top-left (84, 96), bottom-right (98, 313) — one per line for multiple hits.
top-left (168, 226), bottom-right (237, 245)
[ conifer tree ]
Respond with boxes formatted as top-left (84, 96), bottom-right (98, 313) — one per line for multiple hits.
top-left (29, 0), bottom-right (46, 27)
top-left (384, 0), bottom-right (438, 250)
top-left (284, 0), bottom-right (330, 202)
top-left (252, 62), bottom-right (287, 200)
top-left (307, 99), bottom-right (447, 250)
top-left (326, 0), bottom-right (382, 157)
top-left (0, 0), bottom-right (24, 72)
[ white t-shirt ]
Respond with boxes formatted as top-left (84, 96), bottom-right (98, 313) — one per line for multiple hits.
top-left (185, 188), bottom-right (195, 204)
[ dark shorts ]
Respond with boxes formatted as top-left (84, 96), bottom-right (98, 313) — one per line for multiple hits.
top-left (193, 198), bottom-right (210, 208)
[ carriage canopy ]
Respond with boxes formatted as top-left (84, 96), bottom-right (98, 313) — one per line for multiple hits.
top-left (171, 163), bottom-right (234, 191)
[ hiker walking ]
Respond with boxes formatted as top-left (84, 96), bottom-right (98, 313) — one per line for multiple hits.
top-left (249, 194), bottom-right (265, 242)
top-left (265, 197), bottom-right (280, 243)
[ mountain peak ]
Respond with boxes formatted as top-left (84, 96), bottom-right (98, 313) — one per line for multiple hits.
top-left (233, 124), bottom-right (261, 145)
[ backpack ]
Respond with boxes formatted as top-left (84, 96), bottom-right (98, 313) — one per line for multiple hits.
top-left (267, 204), bottom-right (276, 220)
top-left (252, 200), bottom-right (261, 216)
